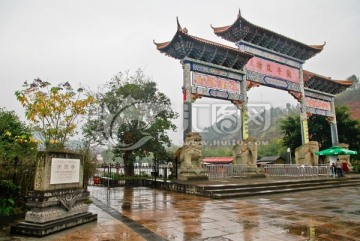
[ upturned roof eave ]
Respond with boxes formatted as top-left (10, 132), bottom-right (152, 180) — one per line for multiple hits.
top-left (304, 70), bottom-right (353, 95)
top-left (304, 70), bottom-right (353, 87)
top-left (154, 25), bottom-right (254, 69)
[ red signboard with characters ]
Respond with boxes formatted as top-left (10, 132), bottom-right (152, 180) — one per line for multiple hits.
top-left (192, 72), bottom-right (240, 93)
top-left (305, 97), bottom-right (331, 111)
top-left (246, 57), bottom-right (300, 83)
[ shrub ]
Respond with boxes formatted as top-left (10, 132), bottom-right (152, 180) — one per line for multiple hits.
top-left (0, 180), bottom-right (23, 216)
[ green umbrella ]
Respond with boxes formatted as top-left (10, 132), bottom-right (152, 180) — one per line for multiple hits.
top-left (315, 146), bottom-right (358, 156)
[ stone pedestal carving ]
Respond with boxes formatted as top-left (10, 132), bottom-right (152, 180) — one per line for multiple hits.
top-left (11, 151), bottom-right (97, 237)
top-left (294, 141), bottom-right (319, 166)
top-left (232, 137), bottom-right (265, 178)
top-left (176, 132), bottom-right (208, 181)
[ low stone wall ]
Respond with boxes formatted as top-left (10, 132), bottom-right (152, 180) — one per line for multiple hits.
top-left (143, 180), bottom-right (206, 196)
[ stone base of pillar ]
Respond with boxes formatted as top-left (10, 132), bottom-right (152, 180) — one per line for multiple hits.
top-left (245, 167), bottom-right (266, 178)
top-left (178, 168), bottom-right (208, 181)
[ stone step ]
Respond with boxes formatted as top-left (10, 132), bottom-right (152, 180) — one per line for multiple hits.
top-left (201, 178), bottom-right (360, 199)
top-left (202, 178), bottom-right (360, 194)
top-left (200, 177), bottom-right (360, 191)
top-left (210, 182), bottom-right (360, 199)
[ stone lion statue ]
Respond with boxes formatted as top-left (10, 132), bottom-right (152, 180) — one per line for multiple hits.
top-left (295, 141), bottom-right (319, 166)
top-left (232, 136), bottom-right (258, 167)
top-left (175, 132), bottom-right (203, 169)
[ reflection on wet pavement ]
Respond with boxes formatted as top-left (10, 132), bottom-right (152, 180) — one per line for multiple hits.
top-left (3, 185), bottom-right (359, 240)
top-left (89, 185), bottom-right (360, 241)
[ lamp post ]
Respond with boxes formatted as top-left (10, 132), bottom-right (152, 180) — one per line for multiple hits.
top-left (115, 162), bottom-right (120, 174)
top-left (102, 162), bottom-right (107, 176)
top-left (154, 154), bottom-right (157, 185)
top-left (287, 148), bottom-right (292, 165)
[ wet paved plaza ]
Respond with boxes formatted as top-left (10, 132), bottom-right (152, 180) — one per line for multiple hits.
top-left (89, 186), bottom-right (360, 240)
top-left (3, 184), bottom-right (360, 241)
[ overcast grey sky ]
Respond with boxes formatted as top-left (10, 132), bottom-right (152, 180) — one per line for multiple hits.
top-left (1, 0), bottom-right (359, 145)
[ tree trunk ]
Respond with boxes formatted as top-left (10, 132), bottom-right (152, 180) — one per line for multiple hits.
top-left (123, 151), bottom-right (134, 177)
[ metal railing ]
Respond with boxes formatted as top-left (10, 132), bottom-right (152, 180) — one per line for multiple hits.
top-left (264, 164), bottom-right (330, 178)
top-left (95, 165), bottom-right (172, 178)
top-left (205, 164), bottom-right (331, 179)
top-left (90, 165), bottom-right (173, 187)
top-left (205, 164), bottom-right (249, 179)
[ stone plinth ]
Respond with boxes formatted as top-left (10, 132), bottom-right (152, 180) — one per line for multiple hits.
top-left (11, 188), bottom-right (97, 237)
top-left (245, 167), bottom-right (266, 178)
top-left (11, 212), bottom-right (97, 237)
top-left (178, 168), bottom-right (208, 181)
top-left (11, 151), bottom-right (97, 237)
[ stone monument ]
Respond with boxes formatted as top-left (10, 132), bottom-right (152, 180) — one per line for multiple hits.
top-left (11, 151), bottom-right (97, 237)
top-left (175, 132), bottom-right (208, 181)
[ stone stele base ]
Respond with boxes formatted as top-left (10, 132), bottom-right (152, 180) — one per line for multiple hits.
top-left (10, 188), bottom-right (97, 237)
top-left (10, 212), bottom-right (97, 237)
top-left (178, 168), bottom-right (209, 181)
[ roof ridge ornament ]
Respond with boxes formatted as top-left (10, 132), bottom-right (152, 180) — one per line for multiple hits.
top-left (176, 16), bottom-right (181, 31)
top-left (176, 17), bottom-right (188, 34)
top-left (238, 8), bottom-right (241, 18)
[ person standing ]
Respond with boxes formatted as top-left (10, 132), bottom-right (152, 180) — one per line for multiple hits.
top-left (335, 158), bottom-right (344, 177)
top-left (331, 163), bottom-right (337, 177)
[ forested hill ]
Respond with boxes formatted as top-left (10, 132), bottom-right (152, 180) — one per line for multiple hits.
top-left (335, 75), bottom-right (360, 119)
top-left (201, 104), bottom-right (300, 145)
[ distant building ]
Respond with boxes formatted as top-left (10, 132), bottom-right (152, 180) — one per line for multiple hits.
top-left (203, 157), bottom-right (233, 165)
top-left (257, 156), bottom-right (286, 166)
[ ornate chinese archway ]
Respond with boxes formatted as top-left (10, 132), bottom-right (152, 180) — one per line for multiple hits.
top-left (155, 12), bottom-right (352, 178)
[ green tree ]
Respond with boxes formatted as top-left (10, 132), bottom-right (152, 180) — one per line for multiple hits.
top-left (83, 70), bottom-right (178, 176)
top-left (202, 146), bottom-right (232, 157)
top-left (0, 108), bottom-right (38, 215)
top-left (280, 106), bottom-right (360, 155)
top-left (257, 138), bottom-right (286, 158)
top-left (15, 79), bottom-right (96, 150)
top-left (0, 108), bottom-right (38, 172)
top-left (279, 114), bottom-right (302, 152)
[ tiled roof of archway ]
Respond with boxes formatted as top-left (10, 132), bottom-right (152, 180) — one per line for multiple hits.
top-left (304, 70), bottom-right (353, 95)
top-left (212, 11), bottom-right (325, 61)
top-left (154, 20), bottom-right (253, 70)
